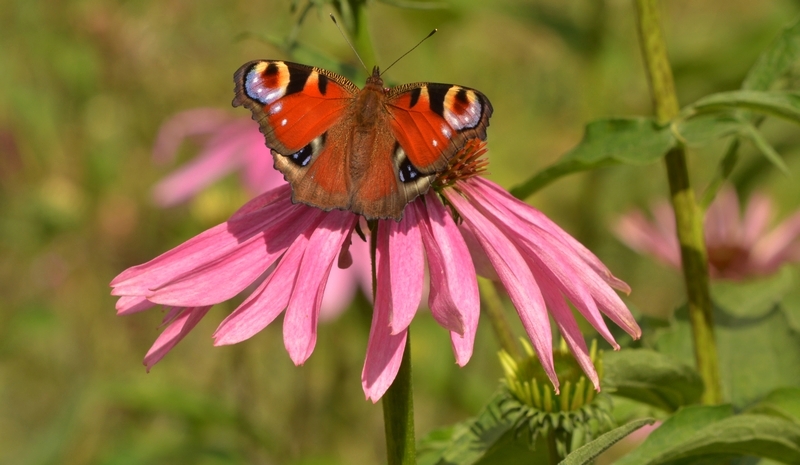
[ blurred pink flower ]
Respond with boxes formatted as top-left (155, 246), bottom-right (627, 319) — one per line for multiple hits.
top-left (150, 108), bottom-right (369, 319)
top-left (151, 108), bottom-right (285, 206)
top-left (114, 141), bottom-right (639, 401)
top-left (614, 185), bottom-right (800, 279)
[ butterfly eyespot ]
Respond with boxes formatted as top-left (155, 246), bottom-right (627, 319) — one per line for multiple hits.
top-left (443, 87), bottom-right (482, 130)
top-left (393, 143), bottom-right (426, 184)
top-left (245, 62), bottom-right (289, 105)
top-left (281, 133), bottom-right (326, 168)
top-left (398, 156), bottom-right (422, 183)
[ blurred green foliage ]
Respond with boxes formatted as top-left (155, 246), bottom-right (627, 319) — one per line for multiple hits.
top-left (3, 0), bottom-right (800, 463)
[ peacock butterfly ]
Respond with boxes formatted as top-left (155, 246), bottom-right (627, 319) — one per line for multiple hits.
top-left (232, 60), bottom-right (492, 220)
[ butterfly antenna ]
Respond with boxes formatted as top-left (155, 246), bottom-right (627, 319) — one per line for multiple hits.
top-left (329, 14), bottom-right (369, 73)
top-left (382, 29), bottom-right (437, 76)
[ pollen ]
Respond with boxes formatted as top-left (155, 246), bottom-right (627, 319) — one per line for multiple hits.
top-left (433, 139), bottom-right (489, 190)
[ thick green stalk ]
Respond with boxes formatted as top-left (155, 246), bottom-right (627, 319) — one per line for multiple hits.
top-left (634, 0), bottom-right (722, 404)
top-left (382, 336), bottom-right (416, 465)
top-left (370, 224), bottom-right (416, 464)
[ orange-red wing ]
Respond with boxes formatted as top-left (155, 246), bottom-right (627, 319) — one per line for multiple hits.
top-left (233, 60), bottom-right (358, 154)
top-left (387, 82), bottom-right (493, 174)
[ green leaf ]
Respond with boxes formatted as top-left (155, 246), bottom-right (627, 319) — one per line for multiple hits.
top-left (742, 124), bottom-right (792, 175)
top-left (560, 418), bottom-right (656, 465)
top-left (749, 388), bottom-right (800, 426)
top-left (710, 267), bottom-right (796, 318)
top-left (510, 118), bottom-right (675, 198)
top-left (743, 18), bottom-right (800, 91)
top-left (616, 406), bottom-right (800, 464)
top-left (690, 90), bottom-right (800, 125)
top-left (417, 390), bottom-right (524, 465)
top-left (602, 349), bottom-right (704, 412)
top-left (674, 114), bottom-right (743, 146)
top-left (655, 301), bottom-right (800, 408)
top-left (616, 405), bottom-right (732, 465)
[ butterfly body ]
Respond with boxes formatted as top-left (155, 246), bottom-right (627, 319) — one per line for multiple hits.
top-left (233, 60), bottom-right (492, 219)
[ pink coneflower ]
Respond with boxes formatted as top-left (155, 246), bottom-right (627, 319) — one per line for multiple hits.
top-left (113, 140), bottom-right (640, 401)
top-left (615, 185), bottom-right (800, 279)
top-left (151, 108), bottom-right (285, 206)
top-left (150, 108), bottom-right (370, 318)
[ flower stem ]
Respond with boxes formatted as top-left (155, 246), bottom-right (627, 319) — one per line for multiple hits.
top-left (634, 0), bottom-right (722, 405)
top-left (370, 223), bottom-right (416, 464)
top-left (478, 277), bottom-right (522, 359)
top-left (546, 427), bottom-right (561, 464)
top-left (382, 335), bottom-right (416, 465)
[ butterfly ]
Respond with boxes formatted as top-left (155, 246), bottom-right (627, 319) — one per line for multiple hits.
top-left (233, 60), bottom-right (493, 220)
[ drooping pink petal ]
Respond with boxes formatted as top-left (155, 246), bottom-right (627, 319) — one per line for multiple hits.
top-left (466, 180), bottom-right (640, 341)
top-left (318, 259), bottom-right (360, 321)
top-left (445, 190), bottom-right (558, 391)
top-left (383, 204), bottom-right (424, 334)
top-left (458, 222), bottom-right (500, 280)
top-left (116, 295), bottom-right (156, 315)
top-left (421, 193), bottom-right (479, 364)
top-left (532, 265), bottom-right (599, 389)
top-left (284, 211), bottom-right (357, 365)
top-left (228, 183), bottom-right (294, 220)
top-left (318, 234), bottom-right (372, 318)
top-left (212, 231), bottom-right (309, 345)
top-left (146, 203), bottom-right (322, 306)
top-left (111, 186), bottom-right (295, 295)
top-left (465, 187), bottom-right (619, 346)
top-left (362, 219), bottom-right (412, 402)
top-left (414, 199), bottom-right (471, 336)
top-left (143, 306), bottom-right (212, 370)
top-left (473, 178), bottom-right (630, 293)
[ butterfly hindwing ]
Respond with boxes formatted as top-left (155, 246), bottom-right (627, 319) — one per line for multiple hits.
top-left (387, 82), bottom-right (493, 174)
top-left (233, 60), bottom-right (361, 211)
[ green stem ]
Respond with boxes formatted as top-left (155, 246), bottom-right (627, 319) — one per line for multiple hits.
top-left (370, 223), bottom-right (416, 465)
top-left (634, 0), bottom-right (722, 405)
top-left (478, 277), bottom-right (522, 359)
top-left (382, 335), bottom-right (416, 465)
top-left (546, 427), bottom-right (561, 464)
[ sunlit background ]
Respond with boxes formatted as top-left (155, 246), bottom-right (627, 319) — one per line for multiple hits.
top-left (3, 0), bottom-right (800, 463)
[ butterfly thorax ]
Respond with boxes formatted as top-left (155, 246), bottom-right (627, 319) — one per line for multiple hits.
top-left (353, 66), bottom-right (388, 127)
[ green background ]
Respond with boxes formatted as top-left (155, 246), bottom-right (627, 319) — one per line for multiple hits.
top-left (2, 1), bottom-right (800, 463)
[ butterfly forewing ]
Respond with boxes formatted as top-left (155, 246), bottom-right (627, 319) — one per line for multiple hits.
top-left (233, 60), bottom-right (357, 153)
top-left (387, 83), bottom-right (493, 174)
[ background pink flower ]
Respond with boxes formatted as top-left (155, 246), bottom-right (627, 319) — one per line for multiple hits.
top-left (151, 108), bottom-right (285, 206)
top-left (615, 185), bottom-right (800, 279)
